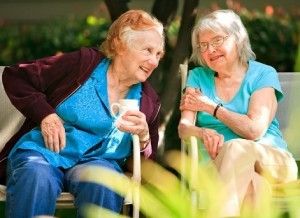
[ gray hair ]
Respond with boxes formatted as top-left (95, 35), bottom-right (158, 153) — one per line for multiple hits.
top-left (190, 9), bottom-right (256, 66)
top-left (121, 26), bottom-right (165, 50)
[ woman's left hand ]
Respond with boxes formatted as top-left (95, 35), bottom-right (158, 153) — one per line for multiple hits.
top-left (180, 88), bottom-right (216, 113)
top-left (116, 110), bottom-right (150, 148)
top-left (201, 128), bottom-right (224, 160)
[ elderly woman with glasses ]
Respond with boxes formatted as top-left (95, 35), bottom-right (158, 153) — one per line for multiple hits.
top-left (178, 9), bottom-right (298, 217)
top-left (2, 10), bottom-right (164, 218)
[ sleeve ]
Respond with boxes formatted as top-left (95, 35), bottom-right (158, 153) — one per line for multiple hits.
top-left (186, 67), bottom-right (213, 91)
top-left (252, 66), bottom-right (284, 102)
top-left (186, 69), bottom-right (201, 89)
top-left (145, 108), bottom-right (159, 159)
top-left (2, 50), bottom-right (81, 124)
top-left (139, 82), bottom-right (160, 160)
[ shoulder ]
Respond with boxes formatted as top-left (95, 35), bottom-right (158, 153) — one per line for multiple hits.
top-left (188, 66), bottom-right (215, 82)
top-left (75, 47), bottom-right (106, 77)
top-left (247, 60), bottom-right (283, 99)
top-left (189, 66), bottom-right (214, 77)
top-left (187, 66), bottom-right (214, 88)
top-left (248, 60), bottom-right (277, 76)
top-left (79, 47), bottom-right (105, 61)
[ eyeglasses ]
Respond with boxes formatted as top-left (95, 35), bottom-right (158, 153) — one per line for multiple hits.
top-left (198, 35), bottom-right (229, 53)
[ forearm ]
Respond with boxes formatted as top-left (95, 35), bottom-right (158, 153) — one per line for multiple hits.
top-left (181, 124), bottom-right (203, 139)
top-left (179, 110), bottom-right (203, 139)
top-left (215, 106), bottom-right (268, 140)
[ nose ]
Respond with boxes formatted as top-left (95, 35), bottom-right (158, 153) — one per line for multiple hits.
top-left (207, 43), bottom-right (216, 53)
top-left (148, 54), bottom-right (160, 68)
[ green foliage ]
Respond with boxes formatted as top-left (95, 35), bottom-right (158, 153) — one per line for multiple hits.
top-left (240, 12), bottom-right (299, 72)
top-left (0, 11), bottom-right (298, 72)
top-left (80, 151), bottom-right (300, 218)
top-left (0, 16), bottom-right (110, 65)
top-left (294, 44), bottom-right (300, 72)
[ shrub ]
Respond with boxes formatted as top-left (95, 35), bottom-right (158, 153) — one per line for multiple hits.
top-left (241, 11), bottom-right (299, 72)
top-left (0, 16), bottom-right (110, 65)
top-left (0, 11), bottom-right (298, 72)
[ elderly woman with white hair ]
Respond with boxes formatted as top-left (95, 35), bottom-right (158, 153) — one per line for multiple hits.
top-left (178, 9), bottom-right (298, 217)
top-left (2, 10), bottom-right (164, 218)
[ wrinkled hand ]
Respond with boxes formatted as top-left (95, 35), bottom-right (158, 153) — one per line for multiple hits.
top-left (178, 119), bottom-right (197, 139)
top-left (180, 88), bottom-right (215, 112)
top-left (201, 128), bottom-right (224, 160)
top-left (41, 113), bottom-right (66, 153)
top-left (116, 110), bottom-right (150, 146)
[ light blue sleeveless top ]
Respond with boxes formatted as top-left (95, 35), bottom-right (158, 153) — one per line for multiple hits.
top-left (186, 60), bottom-right (288, 150)
top-left (9, 58), bottom-right (142, 168)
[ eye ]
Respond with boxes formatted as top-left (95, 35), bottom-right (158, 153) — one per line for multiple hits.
top-left (212, 37), bottom-right (223, 46)
top-left (198, 42), bottom-right (208, 52)
top-left (141, 48), bottom-right (152, 56)
top-left (199, 42), bottom-right (208, 49)
top-left (156, 51), bottom-right (164, 59)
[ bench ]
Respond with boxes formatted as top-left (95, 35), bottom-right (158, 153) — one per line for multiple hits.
top-left (276, 72), bottom-right (300, 163)
top-left (0, 66), bottom-right (140, 217)
top-left (272, 72), bottom-right (300, 202)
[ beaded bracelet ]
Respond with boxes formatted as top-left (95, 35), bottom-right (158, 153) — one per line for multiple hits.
top-left (213, 103), bottom-right (223, 117)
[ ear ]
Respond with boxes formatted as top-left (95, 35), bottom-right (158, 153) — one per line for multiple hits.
top-left (117, 44), bottom-right (129, 56)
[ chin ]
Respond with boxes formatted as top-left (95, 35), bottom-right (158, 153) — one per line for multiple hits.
top-left (132, 78), bottom-right (145, 85)
top-left (139, 75), bottom-right (149, 83)
top-left (209, 62), bottom-right (224, 71)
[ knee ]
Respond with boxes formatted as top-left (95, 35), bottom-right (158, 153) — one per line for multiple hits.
top-left (9, 159), bottom-right (62, 193)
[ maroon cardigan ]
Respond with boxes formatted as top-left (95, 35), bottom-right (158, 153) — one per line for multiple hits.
top-left (0, 47), bottom-right (160, 184)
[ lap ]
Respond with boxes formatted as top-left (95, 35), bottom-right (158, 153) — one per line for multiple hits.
top-left (217, 139), bottom-right (298, 182)
top-left (8, 149), bottom-right (124, 186)
top-left (221, 138), bottom-right (294, 164)
top-left (65, 158), bottom-right (123, 182)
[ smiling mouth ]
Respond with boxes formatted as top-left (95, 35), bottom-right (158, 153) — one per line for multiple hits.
top-left (140, 66), bottom-right (151, 74)
top-left (210, 55), bottom-right (223, 62)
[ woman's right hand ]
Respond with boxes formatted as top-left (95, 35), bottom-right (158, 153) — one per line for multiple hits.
top-left (41, 113), bottom-right (66, 153)
top-left (201, 128), bottom-right (224, 160)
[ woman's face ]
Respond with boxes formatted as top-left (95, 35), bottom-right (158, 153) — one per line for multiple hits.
top-left (198, 30), bottom-right (238, 72)
top-left (117, 29), bottom-right (164, 83)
